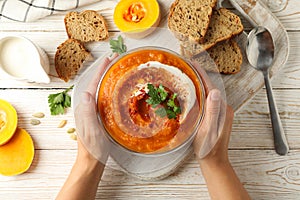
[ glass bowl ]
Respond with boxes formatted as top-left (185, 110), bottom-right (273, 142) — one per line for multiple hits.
top-left (95, 46), bottom-right (205, 179)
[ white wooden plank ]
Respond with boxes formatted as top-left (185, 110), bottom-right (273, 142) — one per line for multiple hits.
top-left (231, 88), bottom-right (300, 149)
top-left (0, 89), bottom-right (299, 150)
top-left (0, 89), bottom-right (77, 150)
top-left (0, 30), bottom-right (298, 95)
top-left (0, 0), bottom-right (299, 31)
top-left (0, 150), bottom-right (299, 200)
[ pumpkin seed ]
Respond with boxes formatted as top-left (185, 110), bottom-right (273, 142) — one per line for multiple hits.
top-left (70, 133), bottom-right (77, 140)
top-left (30, 119), bottom-right (41, 125)
top-left (67, 128), bottom-right (76, 134)
top-left (32, 112), bottom-right (45, 118)
top-left (58, 120), bottom-right (67, 128)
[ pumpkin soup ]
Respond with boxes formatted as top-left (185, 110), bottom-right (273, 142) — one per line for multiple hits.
top-left (98, 48), bottom-right (204, 153)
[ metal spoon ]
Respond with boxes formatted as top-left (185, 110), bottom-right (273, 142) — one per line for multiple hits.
top-left (246, 26), bottom-right (289, 155)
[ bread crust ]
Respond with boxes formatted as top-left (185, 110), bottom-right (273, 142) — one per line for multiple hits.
top-left (191, 39), bottom-right (243, 75)
top-left (201, 8), bottom-right (244, 47)
top-left (64, 10), bottom-right (109, 42)
top-left (168, 0), bottom-right (217, 43)
top-left (181, 8), bottom-right (244, 57)
top-left (208, 39), bottom-right (243, 74)
top-left (55, 39), bottom-right (91, 82)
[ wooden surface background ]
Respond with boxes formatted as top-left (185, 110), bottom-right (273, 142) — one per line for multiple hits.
top-left (0, 0), bottom-right (300, 199)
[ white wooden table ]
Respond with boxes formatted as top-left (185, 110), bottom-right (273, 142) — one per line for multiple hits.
top-left (1, 0), bottom-right (300, 199)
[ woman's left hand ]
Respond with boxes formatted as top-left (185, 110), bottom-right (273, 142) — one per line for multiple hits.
top-left (74, 54), bottom-right (118, 164)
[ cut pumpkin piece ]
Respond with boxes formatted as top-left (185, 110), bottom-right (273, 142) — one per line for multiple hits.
top-left (0, 99), bottom-right (18, 146)
top-left (114, 0), bottom-right (161, 38)
top-left (0, 128), bottom-right (35, 176)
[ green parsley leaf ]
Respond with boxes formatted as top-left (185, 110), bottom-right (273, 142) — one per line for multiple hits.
top-left (109, 35), bottom-right (127, 54)
top-left (50, 93), bottom-right (64, 104)
top-left (63, 94), bottom-right (71, 107)
top-left (173, 106), bottom-right (181, 114)
top-left (155, 107), bottom-right (167, 118)
top-left (146, 84), bottom-right (161, 107)
top-left (167, 93), bottom-right (181, 116)
top-left (50, 103), bottom-right (65, 116)
top-left (167, 95), bottom-right (176, 108)
top-left (166, 109), bottom-right (177, 119)
top-left (146, 84), bottom-right (181, 119)
top-left (48, 85), bottom-right (74, 115)
top-left (158, 84), bottom-right (168, 101)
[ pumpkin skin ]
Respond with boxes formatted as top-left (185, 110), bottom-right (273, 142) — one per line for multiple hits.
top-left (113, 0), bottom-right (161, 38)
top-left (0, 128), bottom-right (35, 176)
top-left (0, 99), bottom-right (18, 146)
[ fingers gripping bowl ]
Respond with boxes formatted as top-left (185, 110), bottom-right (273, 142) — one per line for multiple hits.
top-left (96, 47), bottom-right (206, 179)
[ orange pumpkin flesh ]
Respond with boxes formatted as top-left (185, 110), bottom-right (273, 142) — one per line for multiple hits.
top-left (0, 128), bottom-right (35, 176)
top-left (0, 99), bottom-right (18, 146)
top-left (114, 0), bottom-right (160, 38)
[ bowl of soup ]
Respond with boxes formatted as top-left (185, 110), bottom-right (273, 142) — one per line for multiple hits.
top-left (96, 46), bottom-right (205, 179)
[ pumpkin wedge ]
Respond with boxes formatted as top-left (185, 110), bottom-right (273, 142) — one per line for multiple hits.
top-left (0, 128), bottom-right (35, 176)
top-left (114, 0), bottom-right (161, 38)
top-left (0, 99), bottom-right (18, 146)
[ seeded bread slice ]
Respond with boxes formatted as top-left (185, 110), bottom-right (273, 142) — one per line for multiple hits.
top-left (208, 39), bottom-right (243, 74)
top-left (193, 39), bottom-right (243, 74)
top-left (181, 8), bottom-right (243, 57)
top-left (55, 39), bottom-right (92, 82)
top-left (64, 10), bottom-right (109, 42)
top-left (168, 0), bottom-right (217, 43)
top-left (202, 8), bottom-right (243, 47)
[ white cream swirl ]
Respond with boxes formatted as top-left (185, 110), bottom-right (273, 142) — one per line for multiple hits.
top-left (137, 61), bottom-right (196, 122)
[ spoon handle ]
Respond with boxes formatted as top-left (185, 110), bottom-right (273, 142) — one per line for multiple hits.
top-left (263, 73), bottom-right (289, 155)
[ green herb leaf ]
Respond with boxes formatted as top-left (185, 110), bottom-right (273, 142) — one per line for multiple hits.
top-left (49, 93), bottom-right (64, 104)
top-left (109, 35), bottom-right (127, 54)
top-left (173, 106), bottom-right (181, 114)
top-left (158, 84), bottom-right (168, 101)
top-left (146, 84), bottom-right (181, 119)
top-left (50, 103), bottom-right (65, 116)
top-left (167, 94), bottom-right (176, 108)
top-left (166, 109), bottom-right (177, 119)
top-left (146, 84), bottom-right (161, 107)
top-left (155, 107), bottom-right (167, 118)
top-left (63, 94), bottom-right (71, 107)
top-left (167, 93), bottom-right (181, 116)
top-left (48, 85), bottom-right (74, 115)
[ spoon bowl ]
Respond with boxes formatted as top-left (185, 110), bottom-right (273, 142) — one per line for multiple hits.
top-left (246, 26), bottom-right (289, 155)
top-left (247, 26), bottom-right (275, 71)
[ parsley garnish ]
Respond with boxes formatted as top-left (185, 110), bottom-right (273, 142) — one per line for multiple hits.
top-left (109, 35), bottom-right (127, 54)
top-left (48, 85), bottom-right (73, 115)
top-left (146, 84), bottom-right (181, 119)
top-left (146, 84), bottom-right (161, 107)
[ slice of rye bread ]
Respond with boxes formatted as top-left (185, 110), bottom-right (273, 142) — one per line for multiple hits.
top-left (208, 39), bottom-right (243, 74)
top-left (193, 39), bottom-right (243, 74)
top-left (64, 10), bottom-right (109, 42)
top-left (168, 0), bottom-right (217, 43)
top-left (181, 8), bottom-right (243, 57)
top-left (55, 39), bottom-right (92, 82)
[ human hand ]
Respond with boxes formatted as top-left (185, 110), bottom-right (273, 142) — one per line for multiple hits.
top-left (191, 66), bottom-right (251, 200)
top-left (194, 89), bottom-right (234, 163)
top-left (193, 89), bottom-right (250, 200)
top-left (74, 54), bottom-right (118, 164)
top-left (192, 61), bottom-right (234, 164)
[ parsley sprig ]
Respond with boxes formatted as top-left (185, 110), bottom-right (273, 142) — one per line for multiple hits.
top-left (48, 85), bottom-right (73, 115)
top-left (146, 84), bottom-right (181, 119)
top-left (109, 35), bottom-right (127, 54)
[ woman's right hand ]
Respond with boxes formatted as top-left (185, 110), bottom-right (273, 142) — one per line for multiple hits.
top-left (192, 60), bottom-right (234, 165)
top-left (193, 89), bottom-right (234, 165)
top-left (192, 63), bottom-right (251, 200)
